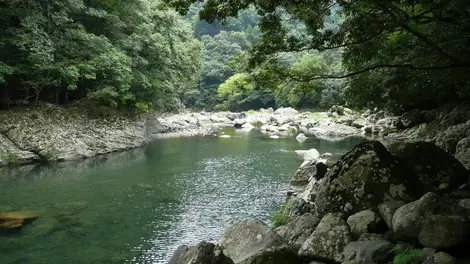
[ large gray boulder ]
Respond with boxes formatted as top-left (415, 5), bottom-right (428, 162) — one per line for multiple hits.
top-left (298, 213), bottom-right (353, 262)
top-left (168, 241), bottom-right (234, 264)
top-left (347, 210), bottom-right (385, 239)
top-left (435, 120), bottom-right (470, 154)
top-left (315, 141), bottom-right (418, 217)
top-left (455, 135), bottom-right (470, 170)
top-left (341, 241), bottom-right (394, 264)
top-left (399, 109), bottom-right (425, 128)
top-left (392, 192), bottom-right (470, 248)
top-left (219, 220), bottom-right (285, 264)
top-left (378, 201), bottom-right (406, 229)
top-left (276, 213), bottom-right (320, 250)
top-left (308, 120), bottom-right (360, 139)
top-left (274, 107), bottom-right (298, 116)
top-left (387, 141), bottom-right (469, 194)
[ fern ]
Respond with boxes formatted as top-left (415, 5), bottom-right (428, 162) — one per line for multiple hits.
top-left (391, 245), bottom-right (424, 264)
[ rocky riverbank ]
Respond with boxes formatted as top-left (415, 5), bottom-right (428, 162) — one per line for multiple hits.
top-left (169, 140), bottom-right (470, 264)
top-left (1, 102), bottom-right (469, 170)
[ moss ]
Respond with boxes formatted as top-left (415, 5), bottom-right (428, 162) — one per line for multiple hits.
top-left (251, 121), bottom-right (263, 127)
top-left (246, 110), bottom-right (261, 115)
top-left (288, 127), bottom-right (297, 133)
top-left (0, 152), bottom-right (21, 164)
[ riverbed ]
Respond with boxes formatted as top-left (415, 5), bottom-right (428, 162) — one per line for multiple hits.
top-left (0, 128), bottom-right (365, 263)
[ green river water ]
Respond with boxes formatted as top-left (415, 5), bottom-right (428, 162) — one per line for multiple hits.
top-left (0, 128), bottom-right (365, 264)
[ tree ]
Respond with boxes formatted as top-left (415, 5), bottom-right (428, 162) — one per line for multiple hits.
top-left (166, 0), bottom-right (470, 112)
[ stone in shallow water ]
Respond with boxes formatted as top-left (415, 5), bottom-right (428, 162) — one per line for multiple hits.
top-left (0, 211), bottom-right (38, 221)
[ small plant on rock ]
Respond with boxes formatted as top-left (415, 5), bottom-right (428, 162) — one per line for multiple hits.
top-left (391, 245), bottom-right (424, 264)
top-left (268, 200), bottom-right (294, 227)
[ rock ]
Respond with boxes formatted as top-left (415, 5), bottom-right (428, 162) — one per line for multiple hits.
top-left (387, 141), bottom-right (468, 194)
top-left (274, 107), bottom-right (299, 116)
top-left (0, 219), bottom-right (24, 230)
top-left (197, 116), bottom-right (212, 127)
top-left (298, 213), bottom-right (353, 262)
top-left (341, 240), bottom-right (394, 264)
top-left (455, 135), bottom-right (470, 170)
top-left (347, 210), bottom-right (385, 239)
top-left (0, 211), bottom-right (38, 221)
top-left (435, 120), bottom-right (470, 154)
top-left (418, 215), bottom-right (470, 248)
top-left (168, 241), bottom-right (234, 264)
top-left (432, 252), bottom-right (457, 264)
top-left (295, 149), bottom-right (320, 162)
top-left (226, 113), bottom-right (246, 121)
top-left (320, 153), bottom-right (333, 159)
top-left (0, 134), bottom-right (40, 165)
top-left (459, 199), bottom-right (470, 215)
top-left (399, 109), bottom-right (425, 128)
top-left (240, 245), bottom-right (300, 264)
top-left (219, 220), bottom-right (285, 263)
top-left (241, 123), bottom-right (254, 130)
top-left (392, 192), bottom-right (469, 246)
top-left (343, 108), bottom-right (354, 115)
top-left (329, 105), bottom-right (345, 116)
top-left (296, 133), bottom-right (308, 142)
top-left (308, 120), bottom-right (360, 139)
top-left (378, 201), bottom-right (406, 229)
top-left (233, 119), bottom-right (246, 128)
top-left (336, 117), bottom-right (354, 126)
top-left (315, 141), bottom-right (418, 217)
top-left (352, 119), bottom-right (367, 129)
top-left (358, 233), bottom-right (384, 241)
top-left (277, 213), bottom-right (320, 250)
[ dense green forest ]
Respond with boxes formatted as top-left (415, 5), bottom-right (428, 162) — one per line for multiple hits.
top-left (176, 0), bottom-right (470, 113)
top-left (1, 0), bottom-right (469, 113)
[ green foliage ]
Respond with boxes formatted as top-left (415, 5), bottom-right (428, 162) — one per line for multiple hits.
top-left (0, 0), bottom-right (202, 110)
top-left (167, 0), bottom-right (470, 112)
top-left (391, 245), bottom-right (424, 264)
top-left (268, 200), bottom-right (294, 227)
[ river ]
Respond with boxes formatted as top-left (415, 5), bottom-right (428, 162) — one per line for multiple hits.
top-left (0, 128), bottom-right (365, 263)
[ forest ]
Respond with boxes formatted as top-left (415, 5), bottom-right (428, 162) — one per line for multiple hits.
top-left (1, 0), bottom-right (470, 114)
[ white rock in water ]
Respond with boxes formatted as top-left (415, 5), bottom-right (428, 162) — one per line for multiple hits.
top-left (295, 148), bottom-right (320, 161)
top-left (270, 135), bottom-right (280, 139)
top-left (219, 135), bottom-right (231, 138)
top-left (296, 133), bottom-right (308, 142)
top-left (241, 123), bottom-right (254, 130)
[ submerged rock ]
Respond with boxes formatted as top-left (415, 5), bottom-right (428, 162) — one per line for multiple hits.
top-left (0, 211), bottom-right (38, 231)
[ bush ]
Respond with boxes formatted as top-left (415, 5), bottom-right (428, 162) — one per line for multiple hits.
top-left (268, 200), bottom-right (294, 227)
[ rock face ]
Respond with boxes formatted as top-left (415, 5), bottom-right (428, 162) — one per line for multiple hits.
top-left (347, 210), bottom-right (385, 239)
top-left (387, 141), bottom-right (469, 194)
top-left (298, 213), bottom-right (353, 262)
top-left (399, 109), bottom-right (425, 128)
top-left (342, 241), bottom-right (394, 264)
top-left (168, 241), bottom-right (234, 264)
top-left (219, 220), bottom-right (286, 264)
top-left (392, 192), bottom-right (470, 248)
top-left (455, 135), bottom-right (470, 170)
top-left (315, 141), bottom-right (418, 217)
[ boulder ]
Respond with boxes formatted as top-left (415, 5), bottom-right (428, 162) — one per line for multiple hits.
top-left (274, 107), bottom-right (299, 116)
top-left (358, 233), bottom-right (384, 241)
top-left (399, 109), bottom-right (425, 128)
top-left (341, 241), bottom-right (394, 264)
top-left (336, 117), bottom-right (354, 126)
top-left (387, 141), bottom-right (468, 194)
top-left (296, 133), bottom-right (308, 142)
top-left (233, 119), bottom-right (246, 128)
top-left (347, 210), bottom-right (385, 239)
top-left (435, 120), bottom-right (470, 154)
top-left (276, 213), bottom-right (320, 250)
top-left (329, 105), bottom-right (345, 116)
top-left (308, 121), bottom-right (360, 139)
top-left (431, 252), bottom-right (457, 264)
top-left (418, 215), bottom-right (470, 248)
top-left (219, 220), bottom-right (285, 263)
top-left (295, 149), bottom-right (320, 162)
top-left (168, 241), bottom-right (234, 264)
top-left (455, 135), bottom-right (470, 170)
top-left (352, 119), bottom-right (367, 129)
top-left (226, 113), bottom-right (246, 121)
top-left (239, 245), bottom-right (300, 264)
top-left (459, 199), bottom-right (470, 215)
top-left (315, 141), bottom-right (418, 217)
top-left (378, 201), bottom-right (406, 229)
top-left (298, 213), bottom-right (353, 262)
top-left (392, 192), bottom-right (469, 247)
